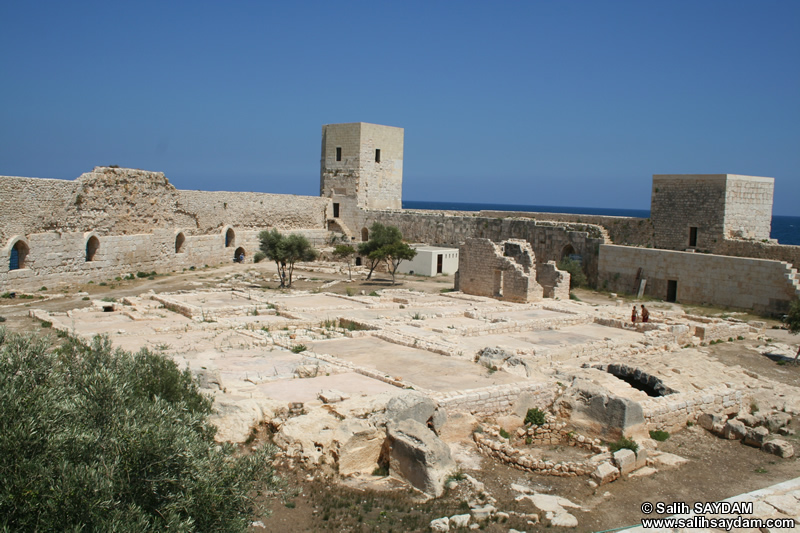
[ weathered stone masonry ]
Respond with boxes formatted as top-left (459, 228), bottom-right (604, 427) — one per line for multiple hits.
top-left (1, 167), bottom-right (331, 291)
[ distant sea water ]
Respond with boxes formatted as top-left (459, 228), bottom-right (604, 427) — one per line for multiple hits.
top-left (403, 200), bottom-right (800, 246)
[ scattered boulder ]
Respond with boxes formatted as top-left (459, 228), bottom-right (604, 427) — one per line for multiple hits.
top-left (331, 419), bottom-right (384, 476)
top-left (477, 347), bottom-right (532, 377)
top-left (470, 504), bottom-right (496, 521)
top-left (450, 514), bottom-right (470, 528)
top-left (318, 389), bottom-right (349, 404)
top-left (386, 419), bottom-right (456, 497)
top-left (613, 449), bottom-right (636, 475)
top-left (652, 452), bottom-right (688, 468)
top-left (723, 419), bottom-right (747, 440)
top-left (429, 517), bottom-right (449, 532)
top-left (592, 462), bottom-right (620, 485)
top-left (385, 391), bottom-right (447, 434)
top-left (560, 380), bottom-right (646, 440)
top-left (763, 439), bottom-right (794, 459)
top-left (697, 413), bottom-right (723, 432)
top-left (764, 411), bottom-right (792, 432)
top-left (744, 426), bottom-right (770, 448)
top-left (192, 367), bottom-right (223, 390)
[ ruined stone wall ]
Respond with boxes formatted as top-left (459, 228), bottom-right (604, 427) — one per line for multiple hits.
top-left (536, 261), bottom-right (571, 300)
top-left (353, 210), bottom-right (606, 281)
top-left (433, 382), bottom-right (558, 417)
top-left (641, 386), bottom-right (745, 432)
top-left (598, 244), bottom-right (799, 315)
top-left (457, 239), bottom-right (543, 302)
top-left (0, 167), bottom-right (331, 292)
top-left (480, 211), bottom-right (653, 247)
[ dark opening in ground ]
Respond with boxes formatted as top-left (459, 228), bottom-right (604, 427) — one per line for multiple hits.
top-left (603, 363), bottom-right (676, 397)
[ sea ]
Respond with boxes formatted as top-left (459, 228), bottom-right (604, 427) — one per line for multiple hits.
top-left (403, 200), bottom-right (800, 246)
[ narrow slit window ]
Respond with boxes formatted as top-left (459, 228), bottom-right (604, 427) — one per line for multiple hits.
top-left (689, 227), bottom-right (698, 247)
top-left (336, 147), bottom-right (342, 162)
top-left (375, 149), bottom-right (381, 163)
top-left (333, 203), bottom-right (340, 218)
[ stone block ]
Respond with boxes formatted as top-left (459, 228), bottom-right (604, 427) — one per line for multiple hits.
top-left (613, 449), bottom-right (636, 475)
top-left (635, 448), bottom-right (648, 470)
top-left (763, 439), bottom-right (794, 458)
top-left (429, 517), bottom-right (449, 532)
top-left (592, 462), bottom-right (620, 485)
top-left (722, 419), bottom-right (747, 440)
top-left (743, 426), bottom-right (769, 448)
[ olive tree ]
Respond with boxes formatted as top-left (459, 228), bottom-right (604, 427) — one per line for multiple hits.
top-left (259, 229), bottom-right (318, 288)
top-left (784, 299), bottom-right (800, 364)
top-left (333, 244), bottom-right (356, 281)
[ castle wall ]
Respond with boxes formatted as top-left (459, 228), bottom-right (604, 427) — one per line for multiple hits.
top-left (722, 175), bottom-right (774, 241)
top-left (457, 238), bottom-right (543, 302)
top-left (598, 244), bottom-right (798, 315)
top-left (480, 211), bottom-right (653, 247)
top-left (1, 167), bottom-right (331, 292)
top-left (355, 210), bottom-right (606, 281)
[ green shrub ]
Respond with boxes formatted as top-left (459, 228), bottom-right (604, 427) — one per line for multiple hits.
top-left (499, 428), bottom-right (510, 439)
top-left (372, 465), bottom-right (388, 477)
top-left (369, 291), bottom-right (379, 297)
top-left (0, 331), bottom-right (281, 531)
top-left (253, 251), bottom-right (267, 263)
top-left (608, 436), bottom-right (639, 453)
top-left (649, 430), bottom-right (670, 441)
top-left (0, 317), bottom-right (5, 323)
top-left (524, 407), bottom-right (546, 426)
top-left (291, 344), bottom-right (307, 354)
top-left (557, 257), bottom-right (587, 289)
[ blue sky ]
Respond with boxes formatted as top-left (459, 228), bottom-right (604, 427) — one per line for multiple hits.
top-left (1, 1), bottom-right (798, 215)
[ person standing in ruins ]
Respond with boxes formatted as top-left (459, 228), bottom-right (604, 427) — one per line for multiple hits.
top-left (641, 304), bottom-right (649, 323)
top-left (631, 305), bottom-right (638, 324)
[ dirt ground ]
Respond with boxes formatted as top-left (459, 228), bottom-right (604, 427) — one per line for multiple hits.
top-left (2, 264), bottom-right (799, 532)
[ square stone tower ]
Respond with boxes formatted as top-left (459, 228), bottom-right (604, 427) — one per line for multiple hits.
top-left (651, 174), bottom-right (774, 251)
top-left (320, 123), bottom-right (403, 224)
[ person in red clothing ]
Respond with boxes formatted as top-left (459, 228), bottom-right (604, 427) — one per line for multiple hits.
top-left (641, 304), bottom-right (649, 323)
top-left (631, 305), bottom-right (638, 324)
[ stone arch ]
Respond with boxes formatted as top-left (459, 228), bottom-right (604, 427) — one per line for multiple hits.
top-left (224, 227), bottom-right (235, 248)
top-left (561, 244), bottom-right (577, 260)
top-left (85, 235), bottom-right (100, 262)
top-left (234, 247), bottom-right (246, 263)
top-left (7, 237), bottom-right (30, 271)
top-left (361, 227), bottom-right (369, 242)
top-left (175, 232), bottom-right (186, 254)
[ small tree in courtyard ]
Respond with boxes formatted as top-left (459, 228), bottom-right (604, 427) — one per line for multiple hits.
top-left (358, 223), bottom-right (404, 280)
top-left (333, 244), bottom-right (356, 281)
top-left (259, 229), bottom-right (318, 288)
top-left (784, 299), bottom-right (800, 364)
top-left (380, 241), bottom-right (417, 285)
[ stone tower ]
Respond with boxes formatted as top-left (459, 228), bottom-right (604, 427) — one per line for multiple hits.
top-left (320, 123), bottom-right (404, 227)
top-left (651, 174), bottom-right (774, 251)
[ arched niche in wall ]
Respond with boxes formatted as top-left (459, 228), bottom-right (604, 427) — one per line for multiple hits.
top-left (85, 234), bottom-right (100, 262)
top-left (175, 231), bottom-right (186, 254)
top-left (6, 236), bottom-right (30, 271)
top-left (234, 247), bottom-right (246, 263)
top-left (361, 227), bottom-right (369, 242)
top-left (223, 227), bottom-right (235, 248)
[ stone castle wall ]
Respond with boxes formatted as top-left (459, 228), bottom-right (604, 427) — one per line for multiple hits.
top-left (480, 211), bottom-right (653, 247)
top-left (352, 210), bottom-right (607, 281)
top-left (598, 244), bottom-right (799, 315)
top-left (1, 167), bottom-right (331, 291)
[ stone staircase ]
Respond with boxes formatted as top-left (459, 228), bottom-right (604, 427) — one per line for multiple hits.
top-left (780, 261), bottom-right (800, 298)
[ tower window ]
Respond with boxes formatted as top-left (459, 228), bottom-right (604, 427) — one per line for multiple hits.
top-left (336, 147), bottom-right (342, 162)
top-left (333, 203), bottom-right (340, 218)
top-left (375, 149), bottom-right (381, 163)
top-left (689, 227), bottom-right (698, 247)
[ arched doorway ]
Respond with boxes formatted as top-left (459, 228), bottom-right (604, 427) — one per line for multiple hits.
top-left (361, 227), bottom-right (369, 242)
top-left (561, 244), bottom-right (576, 260)
top-left (85, 236), bottom-right (100, 262)
top-left (225, 228), bottom-right (235, 248)
top-left (9, 240), bottom-right (28, 270)
top-left (234, 247), bottom-right (246, 263)
top-left (175, 232), bottom-right (186, 253)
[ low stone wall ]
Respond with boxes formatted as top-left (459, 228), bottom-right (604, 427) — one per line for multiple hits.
top-left (598, 244), bottom-right (799, 315)
top-left (433, 382), bottom-right (558, 417)
top-left (641, 385), bottom-right (745, 431)
top-left (473, 425), bottom-right (604, 477)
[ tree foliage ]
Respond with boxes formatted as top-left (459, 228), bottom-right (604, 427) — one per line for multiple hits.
top-left (258, 229), bottom-right (318, 287)
top-left (0, 330), bottom-right (281, 532)
top-left (333, 244), bottom-right (356, 281)
top-left (784, 299), bottom-right (800, 363)
top-left (557, 257), bottom-right (587, 289)
top-left (357, 223), bottom-right (414, 282)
